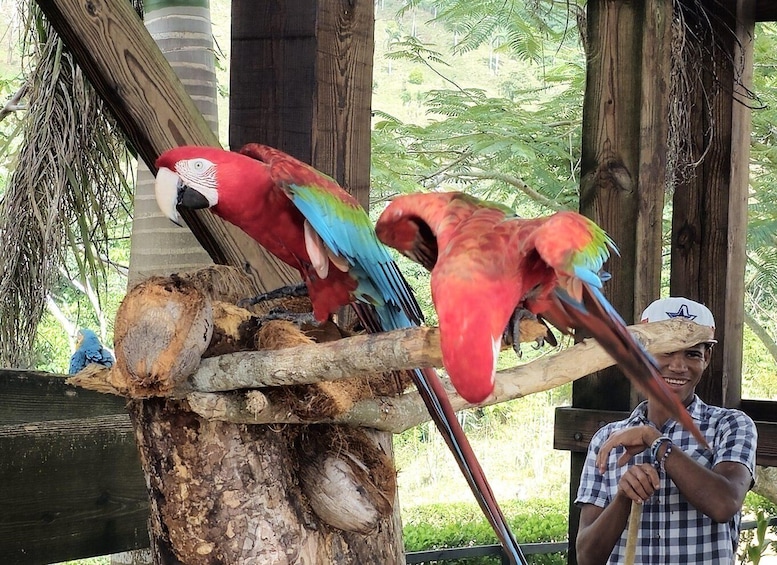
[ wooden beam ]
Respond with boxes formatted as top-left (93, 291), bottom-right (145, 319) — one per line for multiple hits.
top-left (755, 0), bottom-right (777, 21)
top-left (0, 415), bottom-right (148, 563)
top-left (554, 406), bottom-right (777, 466)
top-left (724, 0), bottom-right (755, 408)
top-left (0, 369), bottom-right (127, 425)
top-left (33, 0), bottom-right (297, 293)
top-left (635, 0), bottom-right (673, 314)
top-left (0, 372), bottom-right (147, 563)
top-left (577, 0), bottom-right (644, 413)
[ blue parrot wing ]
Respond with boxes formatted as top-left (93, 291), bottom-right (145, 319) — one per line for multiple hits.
top-left (71, 330), bottom-right (114, 372)
top-left (69, 350), bottom-right (87, 374)
top-left (272, 167), bottom-right (423, 330)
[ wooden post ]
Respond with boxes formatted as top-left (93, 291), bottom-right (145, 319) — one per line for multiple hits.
top-left (229, 0), bottom-right (373, 209)
top-left (227, 2), bottom-right (398, 561)
top-left (669, 0), bottom-right (754, 408)
top-left (569, 0), bottom-right (672, 561)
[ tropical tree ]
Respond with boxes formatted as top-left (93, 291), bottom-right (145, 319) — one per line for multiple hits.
top-left (127, 0), bottom-right (217, 286)
top-left (0, 1), bottom-right (134, 369)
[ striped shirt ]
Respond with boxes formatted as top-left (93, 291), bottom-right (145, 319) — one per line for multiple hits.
top-left (575, 396), bottom-right (757, 564)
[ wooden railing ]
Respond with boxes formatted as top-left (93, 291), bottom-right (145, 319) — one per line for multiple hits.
top-left (0, 370), bottom-right (148, 563)
top-left (3, 370), bottom-right (777, 564)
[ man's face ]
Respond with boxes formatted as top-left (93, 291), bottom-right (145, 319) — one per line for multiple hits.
top-left (655, 343), bottom-right (712, 405)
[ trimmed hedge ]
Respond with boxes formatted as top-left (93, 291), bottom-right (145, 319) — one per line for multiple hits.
top-left (403, 497), bottom-right (567, 564)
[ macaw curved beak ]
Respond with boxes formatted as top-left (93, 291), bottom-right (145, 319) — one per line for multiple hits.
top-left (154, 167), bottom-right (211, 226)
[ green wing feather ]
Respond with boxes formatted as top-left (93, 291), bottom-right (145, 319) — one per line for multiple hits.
top-left (270, 159), bottom-right (423, 328)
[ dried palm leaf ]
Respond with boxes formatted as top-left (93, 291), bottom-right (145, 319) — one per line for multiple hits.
top-left (0, 3), bottom-right (133, 367)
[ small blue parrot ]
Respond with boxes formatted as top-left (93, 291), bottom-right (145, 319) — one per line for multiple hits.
top-left (68, 328), bottom-right (115, 374)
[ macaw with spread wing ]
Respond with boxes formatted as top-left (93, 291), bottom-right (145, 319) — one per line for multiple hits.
top-left (154, 144), bottom-right (528, 564)
top-left (375, 191), bottom-right (707, 448)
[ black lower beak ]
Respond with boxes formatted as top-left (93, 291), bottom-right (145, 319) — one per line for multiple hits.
top-left (177, 181), bottom-right (211, 210)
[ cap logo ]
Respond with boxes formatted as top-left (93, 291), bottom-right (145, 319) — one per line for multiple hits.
top-left (666, 304), bottom-right (697, 322)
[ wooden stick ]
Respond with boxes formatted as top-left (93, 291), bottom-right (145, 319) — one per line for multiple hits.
top-left (624, 501), bottom-right (643, 565)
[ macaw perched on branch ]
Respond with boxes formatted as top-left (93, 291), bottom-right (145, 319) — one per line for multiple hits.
top-left (154, 144), bottom-right (528, 564)
top-left (69, 328), bottom-right (115, 374)
top-left (375, 191), bottom-right (707, 448)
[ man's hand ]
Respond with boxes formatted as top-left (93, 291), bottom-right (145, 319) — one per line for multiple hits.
top-left (616, 463), bottom-right (660, 503)
top-left (596, 425), bottom-right (662, 470)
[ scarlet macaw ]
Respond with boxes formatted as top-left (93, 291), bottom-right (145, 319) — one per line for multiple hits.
top-left (375, 191), bottom-right (706, 447)
top-left (69, 328), bottom-right (114, 374)
top-left (154, 144), bottom-right (527, 564)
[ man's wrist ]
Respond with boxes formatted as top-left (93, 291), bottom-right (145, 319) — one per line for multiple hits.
top-left (644, 428), bottom-right (662, 449)
top-left (650, 436), bottom-right (673, 470)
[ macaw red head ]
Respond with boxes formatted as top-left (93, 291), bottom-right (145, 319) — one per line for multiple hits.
top-left (154, 145), bottom-right (230, 225)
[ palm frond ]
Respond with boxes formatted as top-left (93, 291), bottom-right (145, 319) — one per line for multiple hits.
top-left (0, 3), bottom-right (132, 367)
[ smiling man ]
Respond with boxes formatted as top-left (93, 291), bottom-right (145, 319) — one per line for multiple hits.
top-left (575, 297), bottom-right (757, 565)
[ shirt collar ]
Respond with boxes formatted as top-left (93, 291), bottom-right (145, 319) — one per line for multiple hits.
top-left (627, 394), bottom-right (707, 426)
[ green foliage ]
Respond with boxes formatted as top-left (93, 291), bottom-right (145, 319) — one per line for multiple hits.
top-left (409, 67), bottom-right (425, 84)
top-left (739, 509), bottom-right (773, 565)
top-left (740, 493), bottom-right (777, 564)
top-left (741, 323), bottom-right (777, 400)
top-left (743, 21), bottom-right (777, 366)
top-left (398, 0), bottom-right (579, 61)
top-left (403, 498), bottom-right (566, 564)
top-left (372, 3), bottom-right (585, 214)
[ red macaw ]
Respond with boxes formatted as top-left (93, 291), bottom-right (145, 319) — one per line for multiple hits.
top-left (375, 191), bottom-right (707, 447)
top-left (154, 144), bottom-right (528, 564)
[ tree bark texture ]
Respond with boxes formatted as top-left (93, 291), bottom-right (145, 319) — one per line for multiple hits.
top-left (670, 0), bottom-right (753, 407)
top-left (129, 400), bottom-right (402, 564)
top-left (108, 270), bottom-right (404, 563)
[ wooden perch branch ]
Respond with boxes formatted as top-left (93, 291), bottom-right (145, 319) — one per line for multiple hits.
top-left (183, 318), bottom-right (712, 433)
top-left (185, 326), bottom-right (441, 394)
top-left (70, 270), bottom-right (714, 433)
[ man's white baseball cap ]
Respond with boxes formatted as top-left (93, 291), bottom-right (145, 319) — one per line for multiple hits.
top-left (640, 296), bottom-right (717, 345)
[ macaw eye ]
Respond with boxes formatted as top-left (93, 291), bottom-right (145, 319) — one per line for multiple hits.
top-left (193, 159), bottom-right (206, 171)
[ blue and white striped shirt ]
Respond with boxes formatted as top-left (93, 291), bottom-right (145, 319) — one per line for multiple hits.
top-left (575, 396), bottom-right (757, 564)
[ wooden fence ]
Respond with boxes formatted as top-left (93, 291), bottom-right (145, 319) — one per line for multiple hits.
top-left (0, 370), bottom-right (148, 563)
top-left (3, 370), bottom-right (776, 564)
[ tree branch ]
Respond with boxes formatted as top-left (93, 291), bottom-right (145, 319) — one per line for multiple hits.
top-left (68, 318), bottom-right (710, 432)
top-left (0, 82), bottom-right (28, 122)
top-left (69, 270), bottom-right (713, 432)
top-left (455, 169), bottom-right (567, 211)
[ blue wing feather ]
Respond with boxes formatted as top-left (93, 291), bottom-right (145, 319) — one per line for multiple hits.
top-left (69, 329), bottom-right (114, 374)
top-left (288, 183), bottom-right (422, 330)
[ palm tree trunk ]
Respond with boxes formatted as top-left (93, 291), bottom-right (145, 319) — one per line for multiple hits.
top-left (127, 0), bottom-right (216, 287)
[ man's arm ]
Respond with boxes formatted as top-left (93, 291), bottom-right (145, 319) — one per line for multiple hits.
top-left (577, 500), bottom-right (628, 565)
top-left (598, 425), bottom-right (753, 523)
top-left (663, 452), bottom-right (752, 523)
top-left (576, 462), bottom-right (659, 565)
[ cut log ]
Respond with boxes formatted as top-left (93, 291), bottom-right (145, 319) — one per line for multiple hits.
top-left (129, 399), bottom-right (403, 563)
top-left (112, 275), bottom-right (214, 398)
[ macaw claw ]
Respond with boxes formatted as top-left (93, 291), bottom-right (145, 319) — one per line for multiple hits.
top-left (502, 308), bottom-right (556, 356)
top-left (237, 281), bottom-right (310, 309)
